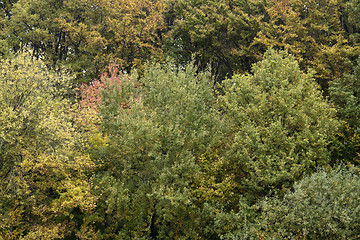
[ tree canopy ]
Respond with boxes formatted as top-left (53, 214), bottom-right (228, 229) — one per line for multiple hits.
top-left (0, 0), bottom-right (359, 239)
top-left (219, 49), bottom-right (339, 201)
top-left (0, 51), bottom-right (96, 239)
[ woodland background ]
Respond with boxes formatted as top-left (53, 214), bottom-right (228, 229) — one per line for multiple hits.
top-left (0, 0), bottom-right (360, 239)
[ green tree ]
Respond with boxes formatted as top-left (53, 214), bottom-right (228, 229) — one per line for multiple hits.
top-left (0, 0), bottom-right (15, 57)
top-left (81, 61), bottom-right (225, 239)
top-left (0, 51), bottom-right (96, 239)
top-left (219, 49), bottom-right (339, 201)
top-left (253, 165), bottom-right (360, 239)
top-left (164, 0), bottom-right (262, 83)
top-left (329, 57), bottom-right (360, 165)
top-left (344, 0), bottom-right (360, 44)
top-left (330, 57), bottom-right (360, 131)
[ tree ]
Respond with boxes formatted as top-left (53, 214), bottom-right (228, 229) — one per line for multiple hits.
top-left (80, 61), bottom-right (226, 239)
top-left (0, 0), bottom-right (14, 56)
top-left (219, 49), bottom-right (339, 201)
top-left (329, 56), bottom-right (360, 165)
top-left (0, 51), bottom-right (96, 239)
top-left (253, 165), bottom-right (360, 239)
top-left (5, 0), bottom-right (166, 83)
top-left (343, 0), bottom-right (360, 45)
top-left (164, 0), bottom-right (262, 83)
top-left (254, 0), bottom-right (360, 91)
top-left (330, 57), bottom-right (360, 131)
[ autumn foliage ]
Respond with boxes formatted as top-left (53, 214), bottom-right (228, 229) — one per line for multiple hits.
top-left (1, 0), bottom-right (360, 239)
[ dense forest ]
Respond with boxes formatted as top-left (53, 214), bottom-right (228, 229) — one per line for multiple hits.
top-left (0, 0), bottom-right (360, 239)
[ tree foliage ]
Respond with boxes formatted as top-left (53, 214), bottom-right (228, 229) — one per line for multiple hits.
top-left (0, 51), bottom-right (96, 239)
top-left (329, 57), bottom-right (360, 165)
top-left (5, 0), bottom-right (166, 83)
top-left (164, 0), bottom-right (263, 83)
top-left (79, 61), bottom-right (225, 239)
top-left (254, 165), bottom-right (360, 239)
top-left (344, 0), bottom-right (360, 44)
top-left (1, 0), bottom-right (360, 238)
top-left (254, 0), bottom-right (359, 90)
top-left (220, 49), bottom-right (339, 200)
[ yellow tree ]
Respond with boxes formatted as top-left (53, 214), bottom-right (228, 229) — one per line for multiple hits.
top-left (6, 0), bottom-right (166, 83)
top-left (0, 51), bottom-right (96, 239)
top-left (254, 0), bottom-right (360, 91)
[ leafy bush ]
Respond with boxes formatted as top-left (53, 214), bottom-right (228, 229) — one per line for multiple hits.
top-left (254, 165), bottom-right (360, 239)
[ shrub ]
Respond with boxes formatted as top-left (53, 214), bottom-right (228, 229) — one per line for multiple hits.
top-left (254, 165), bottom-right (360, 239)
